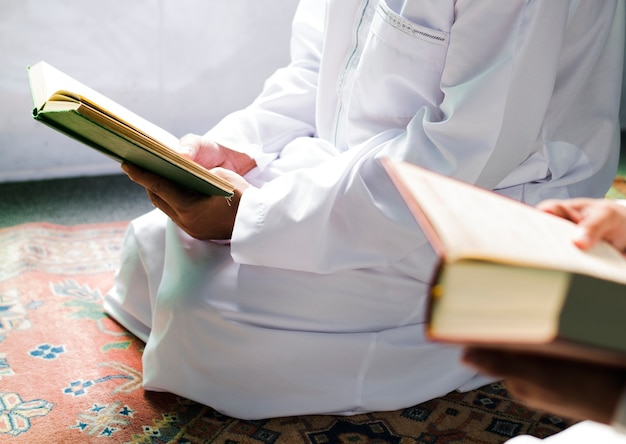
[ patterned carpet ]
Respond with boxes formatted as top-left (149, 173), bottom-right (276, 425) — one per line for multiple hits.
top-left (1, 222), bottom-right (578, 443)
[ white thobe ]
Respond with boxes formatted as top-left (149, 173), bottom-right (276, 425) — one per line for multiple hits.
top-left (505, 421), bottom-right (626, 443)
top-left (104, 0), bottom-right (625, 419)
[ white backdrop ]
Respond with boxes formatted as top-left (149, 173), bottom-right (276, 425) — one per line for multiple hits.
top-left (0, 0), bottom-right (298, 182)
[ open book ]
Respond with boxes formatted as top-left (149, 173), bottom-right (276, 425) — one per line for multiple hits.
top-left (27, 61), bottom-right (234, 197)
top-left (382, 158), bottom-right (626, 367)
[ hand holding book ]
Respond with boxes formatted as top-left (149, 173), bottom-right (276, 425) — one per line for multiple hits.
top-left (176, 134), bottom-right (257, 178)
top-left (537, 198), bottom-right (626, 252)
top-left (121, 149), bottom-right (254, 240)
top-left (130, 133), bottom-right (257, 240)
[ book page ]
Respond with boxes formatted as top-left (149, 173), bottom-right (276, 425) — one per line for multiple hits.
top-left (384, 160), bottom-right (626, 285)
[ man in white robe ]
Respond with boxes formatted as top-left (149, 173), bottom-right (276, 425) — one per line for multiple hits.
top-left (104, 0), bottom-right (625, 419)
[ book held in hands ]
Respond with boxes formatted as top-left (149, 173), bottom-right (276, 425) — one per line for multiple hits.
top-left (27, 61), bottom-right (234, 197)
top-left (383, 158), bottom-right (626, 367)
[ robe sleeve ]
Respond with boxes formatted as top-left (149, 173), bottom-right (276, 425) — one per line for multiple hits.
top-left (229, 0), bottom-right (623, 273)
top-left (203, 0), bottom-right (325, 171)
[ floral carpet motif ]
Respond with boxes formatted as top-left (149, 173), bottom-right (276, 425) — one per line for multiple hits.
top-left (0, 222), bottom-right (576, 443)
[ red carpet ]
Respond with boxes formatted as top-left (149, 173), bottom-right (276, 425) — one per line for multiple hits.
top-left (0, 222), bottom-right (574, 443)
